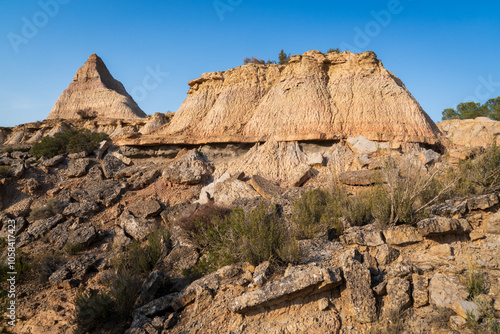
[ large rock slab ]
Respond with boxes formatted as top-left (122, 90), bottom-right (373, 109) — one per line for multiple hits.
top-left (429, 273), bottom-right (468, 309)
top-left (65, 158), bottom-right (91, 178)
top-left (128, 200), bottom-right (162, 218)
top-left (229, 265), bottom-right (342, 313)
top-left (119, 210), bottom-right (154, 241)
top-left (382, 277), bottom-right (411, 317)
top-left (340, 225), bottom-right (384, 247)
top-left (347, 136), bottom-right (389, 155)
top-left (383, 225), bottom-right (423, 245)
top-left (341, 249), bottom-right (377, 323)
top-left (417, 217), bottom-right (472, 236)
top-left (486, 211), bottom-right (500, 234)
top-left (249, 175), bottom-right (285, 199)
top-left (62, 201), bottom-right (99, 218)
top-left (101, 154), bottom-right (125, 179)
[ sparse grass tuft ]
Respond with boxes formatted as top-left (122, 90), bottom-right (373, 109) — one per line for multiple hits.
top-left (466, 256), bottom-right (485, 298)
top-left (29, 198), bottom-right (62, 221)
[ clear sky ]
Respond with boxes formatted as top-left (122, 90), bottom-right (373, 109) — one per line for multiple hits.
top-left (1, 0), bottom-right (499, 127)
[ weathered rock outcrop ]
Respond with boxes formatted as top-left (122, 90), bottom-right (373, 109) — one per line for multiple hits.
top-left (119, 51), bottom-right (441, 146)
top-left (47, 53), bottom-right (146, 120)
top-left (438, 117), bottom-right (500, 148)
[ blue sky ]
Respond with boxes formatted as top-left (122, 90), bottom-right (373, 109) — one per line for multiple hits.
top-left (1, 0), bottom-right (499, 126)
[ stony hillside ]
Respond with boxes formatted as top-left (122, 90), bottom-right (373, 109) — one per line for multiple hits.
top-left (1, 51), bottom-right (500, 334)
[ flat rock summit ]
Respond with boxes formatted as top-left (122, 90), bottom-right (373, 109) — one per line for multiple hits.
top-left (47, 53), bottom-right (146, 120)
top-left (120, 50), bottom-right (441, 146)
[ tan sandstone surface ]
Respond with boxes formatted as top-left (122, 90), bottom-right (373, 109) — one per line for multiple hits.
top-left (47, 53), bottom-right (146, 120)
top-left (117, 50), bottom-right (441, 146)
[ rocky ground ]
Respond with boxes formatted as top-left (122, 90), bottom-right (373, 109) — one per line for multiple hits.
top-left (0, 132), bottom-right (499, 334)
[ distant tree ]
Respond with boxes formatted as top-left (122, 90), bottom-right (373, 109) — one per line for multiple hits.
top-left (442, 98), bottom-right (500, 121)
top-left (243, 57), bottom-right (266, 65)
top-left (327, 48), bottom-right (340, 53)
top-left (266, 60), bottom-right (277, 65)
top-left (278, 49), bottom-right (291, 65)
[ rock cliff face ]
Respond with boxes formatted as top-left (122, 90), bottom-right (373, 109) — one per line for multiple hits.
top-left (47, 54), bottom-right (146, 120)
top-left (122, 51), bottom-right (441, 146)
top-left (438, 117), bottom-right (500, 148)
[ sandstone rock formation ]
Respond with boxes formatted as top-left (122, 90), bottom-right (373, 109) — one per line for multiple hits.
top-left (47, 53), bottom-right (146, 120)
top-left (120, 51), bottom-right (441, 146)
top-left (438, 117), bottom-right (500, 148)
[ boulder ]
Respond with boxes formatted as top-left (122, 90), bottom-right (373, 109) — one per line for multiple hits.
top-left (96, 140), bottom-right (112, 159)
top-left (486, 211), bottom-right (500, 234)
top-left (111, 151), bottom-right (133, 165)
top-left (307, 152), bottom-right (324, 166)
top-left (5, 197), bottom-right (33, 218)
top-left (162, 166), bottom-right (205, 185)
top-left (128, 200), bottom-right (162, 218)
top-left (341, 249), bottom-right (377, 323)
top-left (65, 158), bottom-right (91, 178)
top-left (163, 246), bottom-right (199, 275)
top-left (428, 273), bottom-right (468, 309)
top-left (68, 224), bottom-right (98, 248)
top-left (68, 151), bottom-right (88, 159)
top-left (418, 149), bottom-right (441, 165)
top-left (62, 201), bottom-right (99, 218)
top-left (119, 210), bottom-right (154, 241)
top-left (288, 163), bottom-right (312, 187)
top-left (11, 164), bottom-right (24, 179)
top-left (196, 174), bottom-right (261, 206)
top-left (252, 261), bottom-right (271, 287)
top-left (451, 300), bottom-right (480, 320)
top-left (417, 217), bottom-right (472, 236)
top-left (18, 214), bottom-right (65, 246)
top-left (101, 154), bottom-right (125, 179)
top-left (466, 193), bottom-right (499, 211)
top-left (249, 175), bottom-right (285, 199)
top-left (229, 265), bottom-right (342, 313)
top-left (49, 254), bottom-right (99, 285)
top-left (340, 225), bottom-right (385, 247)
top-left (383, 225), bottom-right (423, 245)
top-left (347, 136), bottom-right (389, 155)
top-left (43, 154), bottom-right (66, 167)
top-left (412, 274), bottom-right (429, 308)
top-left (129, 168), bottom-right (160, 190)
top-left (382, 277), bottom-right (411, 317)
top-left (375, 244), bottom-right (400, 266)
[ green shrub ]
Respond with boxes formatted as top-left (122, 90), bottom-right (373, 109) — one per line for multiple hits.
top-left (65, 242), bottom-right (83, 256)
top-left (292, 188), bottom-right (344, 239)
top-left (451, 142), bottom-right (500, 196)
top-left (193, 203), bottom-right (300, 274)
top-left (0, 167), bottom-right (11, 178)
top-left (30, 129), bottom-right (109, 159)
top-left (466, 256), bottom-right (485, 298)
top-left (73, 290), bottom-right (119, 334)
top-left (74, 230), bottom-right (167, 334)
